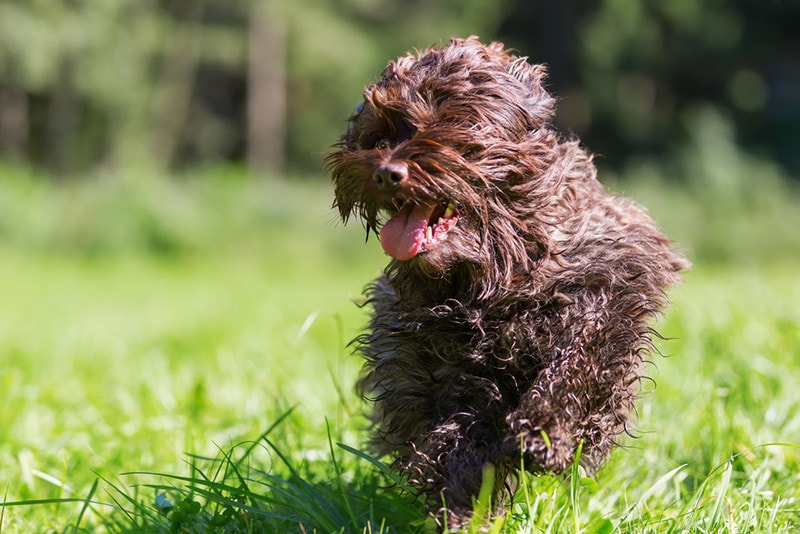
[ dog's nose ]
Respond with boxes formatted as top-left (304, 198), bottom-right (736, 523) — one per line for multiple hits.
top-left (373, 162), bottom-right (408, 190)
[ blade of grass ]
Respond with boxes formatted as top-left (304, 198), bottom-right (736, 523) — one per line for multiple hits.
top-left (570, 440), bottom-right (584, 534)
top-left (326, 418), bottom-right (358, 528)
top-left (709, 458), bottom-right (734, 528)
top-left (336, 442), bottom-right (407, 489)
top-left (237, 406), bottom-right (298, 464)
top-left (466, 463), bottom-right (497, 533)
top-left (73, 477), bottom-right (99, 530)
top-left (620, 463), bottom-right (687, 523)
top-left (1, 487), bottom-right (7, 534)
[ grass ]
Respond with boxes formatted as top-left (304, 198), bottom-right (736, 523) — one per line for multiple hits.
top-left (0, 161), bottom-right (799, 532)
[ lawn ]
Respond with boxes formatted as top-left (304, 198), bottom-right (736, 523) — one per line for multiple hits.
top-left (0, 169), bottom-right (798, 532)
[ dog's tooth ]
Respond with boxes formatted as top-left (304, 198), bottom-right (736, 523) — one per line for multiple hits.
top-left (444, 202), bottom-right (455, 218)
top-left (425, 226), bottom-right (433, 241)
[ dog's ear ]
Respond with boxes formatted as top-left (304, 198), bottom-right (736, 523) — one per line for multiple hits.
top-left (505, 56), bottom-right (555, 126)
top-left (471, 37), bottom-right (556, 126)
top-left (506, 57), bottom-right (547, 89)
top-left (345, 101), bottom-right (365, 141)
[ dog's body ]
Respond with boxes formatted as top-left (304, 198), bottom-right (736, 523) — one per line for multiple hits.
top-left (326, 37), bottom-right (688, 524)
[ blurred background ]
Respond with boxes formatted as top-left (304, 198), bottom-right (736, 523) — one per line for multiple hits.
top-left (1, 3), bottom-right (799, 528)
top-left (0, 0), bottom-right (798, 260)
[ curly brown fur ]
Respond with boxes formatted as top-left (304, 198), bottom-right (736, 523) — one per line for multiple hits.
top-left (325, 36), bottom-right (689, 526)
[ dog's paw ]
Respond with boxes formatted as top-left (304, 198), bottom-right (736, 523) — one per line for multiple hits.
top-left (505, 427), bottom-right (575, 474)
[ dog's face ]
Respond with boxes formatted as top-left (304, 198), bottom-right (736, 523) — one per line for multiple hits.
top-left (326, 37), bottom-right (557, 277)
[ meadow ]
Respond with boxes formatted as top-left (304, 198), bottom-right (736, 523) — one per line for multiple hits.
top-left (0, 158), bottom-right (798, 532)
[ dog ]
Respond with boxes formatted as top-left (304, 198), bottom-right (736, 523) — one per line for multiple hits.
top-left (325, 36), bottom-right (689, 526)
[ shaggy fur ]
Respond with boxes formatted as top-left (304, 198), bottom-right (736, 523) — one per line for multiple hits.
top-left (325, 37), bottom-right (689, 525)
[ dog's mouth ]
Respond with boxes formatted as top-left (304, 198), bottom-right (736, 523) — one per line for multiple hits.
top-left (379, 200), bottom-right (459, 261)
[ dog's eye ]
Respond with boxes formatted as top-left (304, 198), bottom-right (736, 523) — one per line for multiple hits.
top-left (375, 139), bottom-right (392, 150)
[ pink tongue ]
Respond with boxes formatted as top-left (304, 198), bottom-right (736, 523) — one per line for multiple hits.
top-left (379, 203), bottom-right (436, 260)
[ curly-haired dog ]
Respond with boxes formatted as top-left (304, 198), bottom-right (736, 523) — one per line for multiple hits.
top-left (325, 36), bottom-right (689, 525)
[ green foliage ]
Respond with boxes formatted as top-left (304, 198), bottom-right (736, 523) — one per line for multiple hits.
top-left (279, 0), bottom-right (505, 170)
top-left (0, 163), bottom-right (371, 266)
top-left (0, 0), bottom-right (503, 173)
top-left (2, 104), bottom-right (798, 266)
top-left (1, 0), bottom-right (796, 177)
top-left (606, 107), bottom-right (800, 265)
top-left (0, 0), bottom-right (165, 168)
top-left (502, 0), bottom-right (799, 174)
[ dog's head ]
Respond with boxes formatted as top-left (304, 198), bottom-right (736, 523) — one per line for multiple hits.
top-left (325, 37), bottom-right (562, 286)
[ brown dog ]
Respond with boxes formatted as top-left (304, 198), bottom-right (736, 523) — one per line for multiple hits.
top-left (326, 36), bottom-right (688, 525)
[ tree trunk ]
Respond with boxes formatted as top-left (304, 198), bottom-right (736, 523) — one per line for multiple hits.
top-left (151, 5), bottom-right (204, 168)
top-left (47, 55), bottom-right (79, 178)
top-left (0, 85), bottom-right (29, 160)
top-left (247, 3), bottom-right (287, 175)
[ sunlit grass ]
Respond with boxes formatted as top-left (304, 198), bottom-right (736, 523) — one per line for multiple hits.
top-left (0, 167), bottom-right (798, 532)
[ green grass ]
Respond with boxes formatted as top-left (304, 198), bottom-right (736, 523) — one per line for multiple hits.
top-left (0, 165), bottom-right (799, 532)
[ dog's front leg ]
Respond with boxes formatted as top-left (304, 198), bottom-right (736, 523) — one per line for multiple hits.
top-left (503, 344), bottom-right (639, 475)
top-left (398, 413), bottom-right (509, 528)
